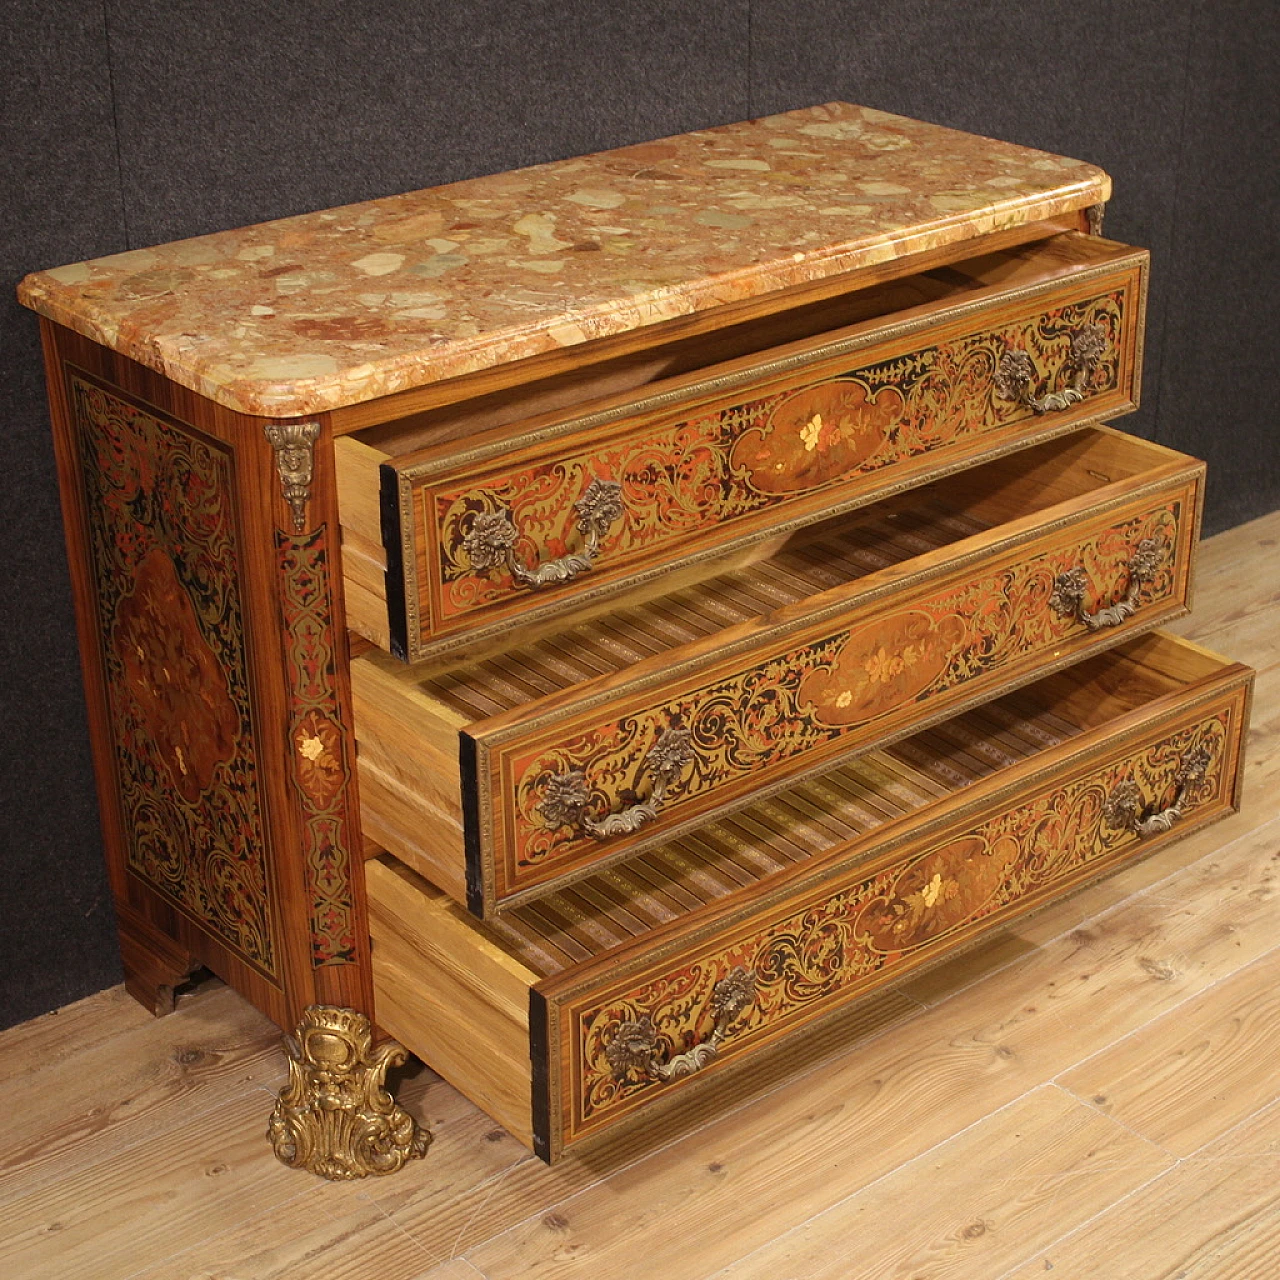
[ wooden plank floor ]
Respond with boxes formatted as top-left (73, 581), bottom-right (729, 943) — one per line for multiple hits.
top-left (3, 508), bottom-right (1278, 1280)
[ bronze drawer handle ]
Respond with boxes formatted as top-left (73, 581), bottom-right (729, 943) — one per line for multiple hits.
top-left (1050, 538), bottom-right (1165, 631)
top-left (538, 726), bottom-right (693, 841)
top-left (463, 477), bottom-right (624, 589)
top-left (994, 323), bottom-right (1109, 414)
top-left (1104, 743), bottom-right (1212, 837)
top-left (606, 967), bottom-right (757, 1083)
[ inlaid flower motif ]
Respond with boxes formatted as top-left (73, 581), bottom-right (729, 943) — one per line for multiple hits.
top-left (293, 710), bottom-right (346, 808)
top-left (860, 834), bottom-right (1021, 952)
top-left (888, 871), bottom-right (962, 938)
top-left (914, 871), bottom-right (955, 911)
top-left (113, 548), bottom-right (239, 804)
top-left (801, 611), bottom-right (965, 727)
top-left (733, 378), bottom-right (905, 494)
top-left (861, 641), bottom-right (924, 686)
top-left (800, 413), bottom-right (824, 452)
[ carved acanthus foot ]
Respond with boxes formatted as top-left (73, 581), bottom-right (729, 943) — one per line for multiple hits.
top-left (268, 1004), bottom-right (431, 1180)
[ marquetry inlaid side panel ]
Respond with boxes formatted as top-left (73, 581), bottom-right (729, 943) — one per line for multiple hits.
top-left (486, 486), bottom-right (1194, 902)
top-left (69, 371), bottom-right (277, 978)
top-left (547, 687), bottom-right (1247, 1154)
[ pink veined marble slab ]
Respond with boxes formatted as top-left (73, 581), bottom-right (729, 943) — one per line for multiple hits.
top-left (18, 102), bottom-right (1109, 419)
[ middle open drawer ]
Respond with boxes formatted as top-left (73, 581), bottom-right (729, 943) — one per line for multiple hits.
top-left (352, 425), bottom-right (1203, 916)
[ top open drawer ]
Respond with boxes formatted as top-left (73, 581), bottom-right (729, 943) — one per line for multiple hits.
top-left (337, 233), bottom-right (1147, 662)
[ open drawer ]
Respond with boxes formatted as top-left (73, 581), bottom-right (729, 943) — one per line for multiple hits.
top-left (352, 426), bottom-right (1202, 916)
top-left (366, 631), bottom-right (1253, 1162)
top-left (336, 232), bottom-right (1147, 661)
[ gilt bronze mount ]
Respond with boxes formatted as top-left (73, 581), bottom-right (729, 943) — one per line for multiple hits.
top-left (268, 1004), bottom-right (430, 1180)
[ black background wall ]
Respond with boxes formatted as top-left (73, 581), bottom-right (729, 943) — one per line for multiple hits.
top-left (2, 2), bottom-right (1276, 1031)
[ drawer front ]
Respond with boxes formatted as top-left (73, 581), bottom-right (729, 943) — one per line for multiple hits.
top-left (468, 470), bottom-right (1200, 911)
top-left (387, 241), bottom-right (1147, 660)
top-left (533, 671), bottom-right (1250, 1159)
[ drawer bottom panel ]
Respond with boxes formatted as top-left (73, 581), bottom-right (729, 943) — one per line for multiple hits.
top-left (366, 632), bottom-right (1251, 1163)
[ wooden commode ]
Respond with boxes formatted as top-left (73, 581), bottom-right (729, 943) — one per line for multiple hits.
top-left (19, 102), bottom-right (1252, 1174)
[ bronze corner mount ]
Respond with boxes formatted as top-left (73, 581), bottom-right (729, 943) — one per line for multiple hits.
top-left (264, 419), bottom-right (322, 533)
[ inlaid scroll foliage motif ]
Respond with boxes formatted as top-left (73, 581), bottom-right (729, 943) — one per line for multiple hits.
top-left (277, 529), bottom-right (359, 966)
top-left (71, 376), bottom-right (275, 975)
top-left (571, 711), bottom-right (1231, 1131)
top-left (433, 288), bottom-right (1128, 624)
top-left (511, 500), bottom-right (1182, 874)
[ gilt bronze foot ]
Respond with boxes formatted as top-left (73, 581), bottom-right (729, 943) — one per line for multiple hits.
top-left (268, 1004), bottom-right (430, 1179)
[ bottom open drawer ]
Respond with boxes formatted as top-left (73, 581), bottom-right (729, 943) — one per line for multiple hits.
top-left (366, 631), bottom-right (1252, 1163)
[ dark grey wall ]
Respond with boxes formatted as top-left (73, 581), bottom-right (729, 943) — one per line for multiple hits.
top-left (2, 1), bottom-right (1276, 1030)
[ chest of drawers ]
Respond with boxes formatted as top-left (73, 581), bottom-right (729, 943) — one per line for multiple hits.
top-left (19, 102), bottom-right (1251, 1177)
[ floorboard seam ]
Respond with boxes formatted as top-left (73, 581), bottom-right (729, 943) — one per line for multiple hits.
top-left (989, 1018), bottom-right (1280, 1277)
top-left (985, 1155), bottom-right (1184, 1280)
top-left (1177, 1093), bottom-right (1280, 1164)
top-left (1049, 936), bottom-right (1280, 1098)
top-left (361, 1191), bottom-right (445, 1274)
top-left (442, 1257), bottom-right (493, 1280)
top-left (439, 1152), bottom-right (528, 1261)
top-left (1044, 1079), bottom-right (1181, 1161)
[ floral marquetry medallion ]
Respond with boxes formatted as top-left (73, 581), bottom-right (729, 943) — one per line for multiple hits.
top-left (563, 708), bottom-right (1236, 1142)
top-left (70, 373), bottom-right (277, 977)
top-left (729, 377), bottom-right (907, 494)
top-left (799, 609), bottom-right (968, 725)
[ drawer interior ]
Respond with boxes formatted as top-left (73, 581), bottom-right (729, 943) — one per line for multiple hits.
top-left (371, 630), bottom-right (1239, 983)
top-left (352, 423), bottom-right (1200, 910)
top-left (477, 631), bottom-right (1231, 973)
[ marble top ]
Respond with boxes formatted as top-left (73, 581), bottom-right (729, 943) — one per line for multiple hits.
top-left (18, 102), bottom-right (1109, 419)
